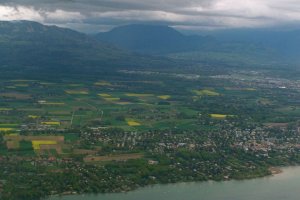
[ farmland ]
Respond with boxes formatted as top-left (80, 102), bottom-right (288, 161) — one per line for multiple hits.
top-left (0, 66), bottom-right (299, 199)
top-left (0, 76), bottom-right (207, 131)
top-left (0, 69), bottom-right (298, 134)
top-left (0, 66), bottom-right (299, 151)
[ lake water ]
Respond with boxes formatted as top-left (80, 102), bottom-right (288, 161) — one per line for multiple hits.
top-left (50, 167), bottom-right (300, 200)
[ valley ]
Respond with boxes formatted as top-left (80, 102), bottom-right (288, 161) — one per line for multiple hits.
top-left (0, 20), bottom-right (300, 200)
top-left (0, 65), bottom-right (299, 199)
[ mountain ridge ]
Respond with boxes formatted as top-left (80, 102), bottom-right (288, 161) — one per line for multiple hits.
top-left (95, 24), bottom-right (215, 54)
top-left (95, 24), bottom-right (300, 64)
top-left (0, 21), bottom-right (171, 73)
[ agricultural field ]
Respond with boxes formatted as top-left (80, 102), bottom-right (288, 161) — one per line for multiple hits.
top-left (0, 66), bottom-right (299, 200)
top-left (0, 68), bottom-right (298, 134)
top-left (84, 153), bottom-right (144, 163)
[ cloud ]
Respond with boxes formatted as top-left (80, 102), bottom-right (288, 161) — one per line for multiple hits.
top-left (0, 0), bottom-right (300, 32)
top-left (0, 5), bottom-right (43, 21)
top-left (0, 5), bottom-right (85, 24)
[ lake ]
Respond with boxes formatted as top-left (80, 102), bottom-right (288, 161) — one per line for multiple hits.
top-left (50, 167), bottom-right (300, 200)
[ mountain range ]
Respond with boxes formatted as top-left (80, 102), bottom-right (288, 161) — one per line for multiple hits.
top-left (95, 24), bottom-right (300, 65)
top-left (0, 20), bottom-right (300, 73)
top-left (0, 21), bottom-right (166, 73)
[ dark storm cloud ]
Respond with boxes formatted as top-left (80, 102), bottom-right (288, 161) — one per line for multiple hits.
top-left (0, 0), bottom-right (300, 32)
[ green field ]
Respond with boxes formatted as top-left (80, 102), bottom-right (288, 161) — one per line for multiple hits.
top-left (0, 66), bottom-right (299, 200)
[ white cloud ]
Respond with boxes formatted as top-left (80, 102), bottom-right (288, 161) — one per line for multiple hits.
top-left (0, 5), bottom-right (43, 21)
top-left (1, 0), bottom-right (300, 32)
top-left (0, 5), bottom-right (85, 24)
top-left (44, 9), bottom-right (84, 23)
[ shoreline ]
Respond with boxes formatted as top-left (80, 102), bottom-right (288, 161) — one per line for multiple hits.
top-left (49, 166), bottom-right (287, 199)
top-left (48, 166), bottom-right (300, 200)
top-left (269, 167), bottom-right (283, 175)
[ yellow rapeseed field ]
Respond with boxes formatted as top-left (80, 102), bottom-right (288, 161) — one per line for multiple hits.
top-left (0, 128), bottom-right (14, 132)
top-left (104, 97), bottom-right (120, 101)
top-left (98, 93), bottom-right (111, 97)
top-left (28, 115), bottom-right (39, 119)
top-left (193, 89), bottom-right (220, 96)
top-left (157, 95), bottom-right (171, 100)
top-left (32, 140), bottom-right (57, 150)
top-left (126, 93), bottom-right (153, 97)
top-left (210, 114), bottom-right (234, 119)
top-left (126, 120), bottom-right (141, 126)
top-left (41, 122), bottom-right (61, 126)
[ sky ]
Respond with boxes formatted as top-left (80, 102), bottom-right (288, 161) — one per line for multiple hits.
top-left (0, 0), bottom-right (300, 33)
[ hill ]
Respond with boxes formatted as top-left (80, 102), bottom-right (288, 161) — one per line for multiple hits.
top-left (0, 21), bottom-right (166, 74)
top-left (95, 24), bottom-right (300, 66)
top-left (95, 24), bottom-right (283, 66)
top-left (95, 24), bottom-right (215, 54)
